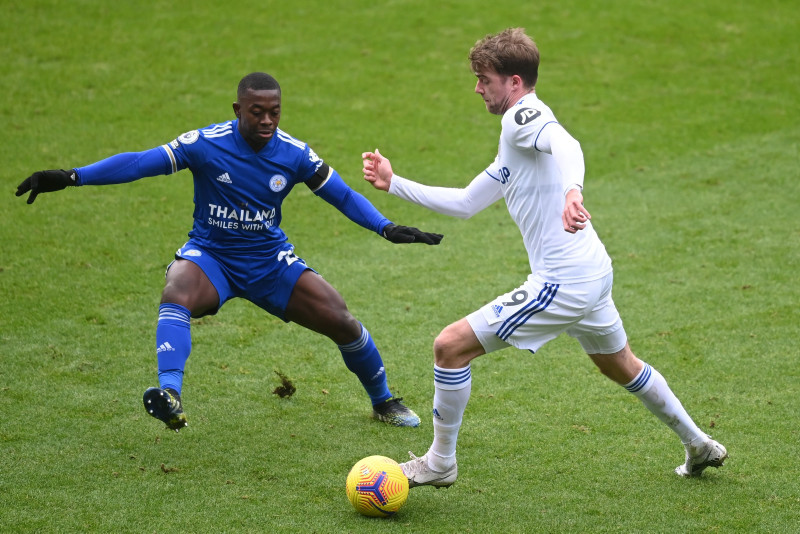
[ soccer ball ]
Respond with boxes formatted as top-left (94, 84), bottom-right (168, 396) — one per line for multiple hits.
top-left (345, 455), bottom-right (409, 517)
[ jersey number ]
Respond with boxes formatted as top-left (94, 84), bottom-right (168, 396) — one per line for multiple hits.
top-left (502, 290), bottom-right (528, 307)
top-left (278, 250), bottom-right (300, 266)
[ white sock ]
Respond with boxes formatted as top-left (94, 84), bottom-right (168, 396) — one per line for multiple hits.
top-left (427, 364), bottom-right (471, 471)
top-left (624, 362), bottom-right (705, 444)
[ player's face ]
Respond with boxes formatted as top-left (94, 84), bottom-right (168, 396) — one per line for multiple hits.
top-left (474, 68), bottom-right (515, 115)
top-left (233, 88), bottom-right (281, 151)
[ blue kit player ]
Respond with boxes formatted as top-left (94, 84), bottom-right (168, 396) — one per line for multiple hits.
top-left (16, 72), bottom-right (442, 431)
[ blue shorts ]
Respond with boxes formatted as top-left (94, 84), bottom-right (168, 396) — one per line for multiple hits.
top-left (169, 240), bottom-right (312, 320)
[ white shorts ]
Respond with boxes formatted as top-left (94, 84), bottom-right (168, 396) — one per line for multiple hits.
top-left (466, 273), bottom-right (627, 355)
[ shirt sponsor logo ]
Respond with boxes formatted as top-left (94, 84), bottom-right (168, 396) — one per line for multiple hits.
top-left (206, 204), bottom-right (277, 231)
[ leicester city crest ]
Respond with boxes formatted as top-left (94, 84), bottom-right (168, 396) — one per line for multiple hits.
top-left (269, 174), bottom-right (288, 192)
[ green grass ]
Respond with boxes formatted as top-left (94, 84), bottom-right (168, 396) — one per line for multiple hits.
top-left (2, 0), bottom-right (799, 532)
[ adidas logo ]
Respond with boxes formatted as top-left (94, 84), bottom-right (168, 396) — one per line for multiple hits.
top-left (432, 408), bottom-right (443, 421)
top-left (370, 366), bottom-right (385, 381)
top-left (216, 172), bottom-right (232, 184)
top-left (492, 304), bottom-right (504, 318)
top-left (157, 342), bottom-right (176, 353)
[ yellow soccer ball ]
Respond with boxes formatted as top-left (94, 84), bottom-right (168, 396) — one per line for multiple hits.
top-left (345, 455), bottom-right (409, 517)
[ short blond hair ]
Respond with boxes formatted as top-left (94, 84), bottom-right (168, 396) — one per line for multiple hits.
top-left (469, 28), bottom-right (540, 88)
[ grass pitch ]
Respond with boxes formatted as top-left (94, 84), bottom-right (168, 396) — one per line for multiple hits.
top-left (2, 0), bottom-right (798, 532)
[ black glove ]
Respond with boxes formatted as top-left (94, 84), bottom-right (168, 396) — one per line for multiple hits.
top-left (382, 223), bottom-right (443, 245)
top-left (15, 169), bottom-right (77, 204)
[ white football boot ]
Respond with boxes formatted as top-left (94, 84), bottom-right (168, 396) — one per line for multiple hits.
top-left (400, 452), bottom-right (457, 488)
top-left (675, 435), bottom-right (727, 477)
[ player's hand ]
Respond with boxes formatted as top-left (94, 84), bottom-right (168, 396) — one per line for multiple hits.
top-left (16, 169), bottom-right (77, 204)
top-left (562, 188), bottom-right (591, 233)
top-left (362, 148), bottom-right (394, 192)
top-left (383, 224), bottom-right (443, 245)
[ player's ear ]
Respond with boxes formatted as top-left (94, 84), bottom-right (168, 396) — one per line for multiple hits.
top-left (232, 102), bottom-right (241, 118)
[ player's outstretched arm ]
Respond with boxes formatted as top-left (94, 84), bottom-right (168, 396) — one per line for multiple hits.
top-left (15, 169), bottom-right (77, 204)
top-left (17, 148), bottom-right (176, 205)
top-left (363, 147), bottom-right (503, 220)
top-left (313, 165), bottom-right (443, 245)
top-left (361, 150), bottom-right (443, 244)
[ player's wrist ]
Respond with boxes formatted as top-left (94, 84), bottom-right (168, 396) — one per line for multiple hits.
top-left (564, 183), bottom-right (582, 196)
top-left (387, 174), bottom-right (404, 195)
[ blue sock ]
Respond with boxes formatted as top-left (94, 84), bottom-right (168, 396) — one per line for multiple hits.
top-left (156, 303), bottom-right (192, 394)
top-left (338, 324), bottom-right (391, 405)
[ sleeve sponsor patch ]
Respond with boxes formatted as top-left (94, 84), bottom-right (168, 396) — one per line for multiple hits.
top-left (514, 108), bottom-right (541, 125)
top-left (177, 130), bottom-right (200, 145)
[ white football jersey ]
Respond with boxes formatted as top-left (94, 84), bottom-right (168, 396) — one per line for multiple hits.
top-left (388, 92), bottom-right (612, 283)
top-left (484, 92), bottom-right (612, 283)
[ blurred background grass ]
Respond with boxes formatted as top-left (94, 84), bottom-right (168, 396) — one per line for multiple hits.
top-left (1, 0), bottom-right (798, 532)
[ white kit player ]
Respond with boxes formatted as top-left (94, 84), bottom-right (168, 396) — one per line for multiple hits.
top-left (362, 28), bottom-right (726, 487)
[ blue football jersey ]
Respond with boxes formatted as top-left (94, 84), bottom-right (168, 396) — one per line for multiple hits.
top-left (161, 120), bottom-right (323, 255)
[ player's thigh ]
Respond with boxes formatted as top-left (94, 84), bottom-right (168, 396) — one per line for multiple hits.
top-left (162, 258), bottom-right (221, 315)
top-left (566, 273), bottom-right (627, 355)
top-left (285, 270), bottom-right (360, 343)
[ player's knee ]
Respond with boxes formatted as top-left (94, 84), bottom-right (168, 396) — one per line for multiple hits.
top-left (339, 310), bottom-right (361, 335)
top-left (160, 285), bottom-right (194, 312)
top-left (433, 318), bottom-right (484, 368)
top-left (161, 282), bottom-right (186, 303)
top-left (433, 328), bottom-right (463, 368)
top-left (326, 308), bottom-right (361, 344)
